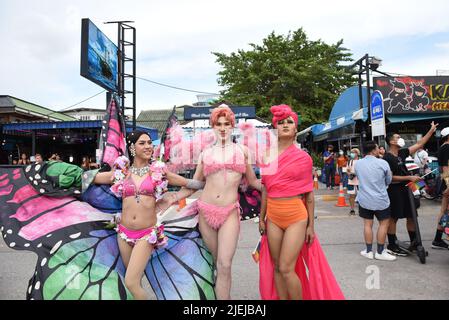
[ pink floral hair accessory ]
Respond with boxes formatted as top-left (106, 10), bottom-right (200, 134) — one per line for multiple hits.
top-left (270, 104), bottom-right (298, 128)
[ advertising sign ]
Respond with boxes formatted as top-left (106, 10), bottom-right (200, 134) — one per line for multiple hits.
top-left (184, 106), bottom-right (256, 120)
top-left (80, 19), bottom-right (118, 92)
top-left (371, 90), bottom-right (385, 138)
top-left (374, 76), bottom-right (449, 114)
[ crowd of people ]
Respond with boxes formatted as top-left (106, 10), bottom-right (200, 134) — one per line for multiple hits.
top-left (8, 152), bottom-right (100, 170)
top-left (1, 103), bottom-right (447, 301)
top-left (320, 121), bottom-right (448, 262)
top-left (0, 104), bottom-right (345, 301)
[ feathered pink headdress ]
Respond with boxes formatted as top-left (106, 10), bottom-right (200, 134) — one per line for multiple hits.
top-left (270, 104), bottom-right (298, 128)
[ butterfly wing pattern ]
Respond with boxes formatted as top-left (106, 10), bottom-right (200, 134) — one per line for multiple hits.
top-left (0, 166), bottom-right (132, 300)
top-left (0, 96), bottom-right (217, 300)
top-left (146, 213), bottom-right (216, 300)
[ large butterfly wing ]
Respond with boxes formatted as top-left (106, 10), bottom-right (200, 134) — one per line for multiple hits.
top-left (98, 96), bottom-right (128, 167)
top-left (238, 186), bottom-right (261, 221)
top-left (145, 204), bottom-right (216, 300)
top-left (0, 166), bottom-right (131, 300)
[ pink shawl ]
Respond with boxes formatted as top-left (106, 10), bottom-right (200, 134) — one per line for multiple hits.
top-left (261, 144), bottom-right (314, 198)
top-left (259, 234), bottom-right (345, 300)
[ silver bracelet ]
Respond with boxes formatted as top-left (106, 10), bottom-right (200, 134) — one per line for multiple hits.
top-left (186, 179), bottom-right (205, 190)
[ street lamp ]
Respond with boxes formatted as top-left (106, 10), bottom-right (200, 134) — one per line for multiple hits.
top-left (368, 56), bottom-right (382, 71)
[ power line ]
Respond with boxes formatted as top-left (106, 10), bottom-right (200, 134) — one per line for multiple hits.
top-left (136, 76), bottom-right (220, 95)
top-left (44, 89), bottom-right (107, 118)
top-left (62, 90), bottom-right (107, 110)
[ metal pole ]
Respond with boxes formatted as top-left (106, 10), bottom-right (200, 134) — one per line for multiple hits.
top-left (117, 22), bottom-right (122, 112)
top-left (358, 60), bottom-right (365, 153)
top-left (365, 54), bottom-right (372, 141)
top-left (121, 25), bottom-right (126, 114)
top-left (31, 130), bottom-right (36, 157)
top-left (358, 64), bottom-right (363, 110)
top-left (133, 27), bottom-right (136, 130)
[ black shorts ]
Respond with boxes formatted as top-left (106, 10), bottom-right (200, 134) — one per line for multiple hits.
top-left (387, 184), bottom-right (419, 219)
top-left (359, 206), bottom-right (391, 221)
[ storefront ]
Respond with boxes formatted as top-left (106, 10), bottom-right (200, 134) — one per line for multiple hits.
top-left (307, 86), bottom-right (370, 153)
top-left (374, 76), bottom-right (449, 155)
top-left (2, 120), bottom-right (158, 165)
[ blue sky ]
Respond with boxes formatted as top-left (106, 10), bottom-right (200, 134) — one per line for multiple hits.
top-left (1, 0), bottom-right (449, 117)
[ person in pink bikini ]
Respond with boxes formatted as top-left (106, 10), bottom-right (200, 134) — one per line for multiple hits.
top-left (172, 104), bottom-right (261, 299)
top-left (93, 130), bottom-right (200, 300)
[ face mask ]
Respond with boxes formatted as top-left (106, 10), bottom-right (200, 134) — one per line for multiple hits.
top-left (397, 138), bottom-right (406, 148)
top-left (350, 153), bottom-right (355, 159)
top-left (339, 151), bottom-right (344, 156)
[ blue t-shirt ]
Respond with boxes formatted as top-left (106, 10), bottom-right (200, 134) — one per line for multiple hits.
top-left (323, 151), bottom-right (334, 166)
top-left (354, 155), bottom-right (392, 210)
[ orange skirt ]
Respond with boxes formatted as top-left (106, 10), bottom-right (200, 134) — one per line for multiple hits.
top-left (266, 197), bottom-right (308, 230)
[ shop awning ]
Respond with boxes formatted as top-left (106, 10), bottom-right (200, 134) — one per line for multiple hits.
top-left (312, 86), bottom-right (370, 139)
top-left (297, 125), bottom-right (314, 137)
top-left (387, 113), bottom-right (449, 123)
top-left (2, 120), bottom-right (159, 140)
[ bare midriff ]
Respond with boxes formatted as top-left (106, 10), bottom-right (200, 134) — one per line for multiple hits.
top-left (199, 169), bottom-right (241, 206)
top-left (121, 196), bottom-right (157, 230)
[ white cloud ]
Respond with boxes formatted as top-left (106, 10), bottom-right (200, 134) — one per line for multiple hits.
top-left (2, 0), bottom-right (449, 113)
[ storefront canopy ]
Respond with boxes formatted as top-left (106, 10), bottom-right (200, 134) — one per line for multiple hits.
top-left (2, 120), bottom-right (159, 140)
top-left (312, 86), bottom-right (369, 139)
top-left (387, 113), bottom-right (449, 123)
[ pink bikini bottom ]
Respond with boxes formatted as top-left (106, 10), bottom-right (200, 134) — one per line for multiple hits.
top-left (196, 199), bottom-right (241, 230)
top-left (116, 223), bottom-right (168, 249)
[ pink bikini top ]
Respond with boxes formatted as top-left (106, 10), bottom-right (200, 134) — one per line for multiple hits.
top-left (122, 174), bottom-right (156, 199)
top-left (202, 145), bottom-right (246, 177)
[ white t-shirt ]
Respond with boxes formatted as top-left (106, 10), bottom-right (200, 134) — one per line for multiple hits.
top-left (347, 159), bottom-right (359, 186)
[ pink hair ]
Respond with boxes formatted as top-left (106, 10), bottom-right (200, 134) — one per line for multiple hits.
top-left (270, 104), bottom-right (298, 128)
top-left (209, 104), bottom-right (235, 127)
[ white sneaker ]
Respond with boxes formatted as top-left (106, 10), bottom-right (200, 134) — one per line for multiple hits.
top-left (360, 249), bottom-right (374, 259)
top-left (375, 249), bottom-right (397, 261)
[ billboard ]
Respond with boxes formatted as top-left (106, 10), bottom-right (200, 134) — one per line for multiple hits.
top-left (184, 106), bottom-right (256, 120)
top-left (80, 18), bottom-right (118, 92)
top-left (374, 76), bottom-right (449, 114)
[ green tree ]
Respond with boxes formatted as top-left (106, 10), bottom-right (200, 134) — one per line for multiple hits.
top-left (213, 28), bottom-right (356, 128)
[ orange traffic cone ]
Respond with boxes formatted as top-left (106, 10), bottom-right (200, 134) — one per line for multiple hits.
top-left (314, 177), bottom-right (319, 190)
top-left (177, 198), bottom-right (186, 211)
top-left (335, 183), bottom-right (349, 207)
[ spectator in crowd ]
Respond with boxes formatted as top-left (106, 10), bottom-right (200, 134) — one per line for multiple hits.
top-left (81, 156), bottom-right (99, 171)
top-left (49, 153), bottom-right (62, 161)
top-left (81, 156), bottom-right (90, 171)
top-left (383, 121), bottom-right (438, 256)
top-left (355, 141), bottom-right (395, 261)
top-left (323, 145), bottom-right (336, 190)
top-left (337, 150), bottom-right (348, 189)
top-left (17, 153), bottom-right (30, 165)
top-left (434, 127), bottom-right (449, 249)
top-left (12, 159), bottom-right (18, 165)
top-left (88, 157), bottom-right (99, 169)
top-left (379, 146), bottom-right (386, 158)
top-left (34, 153), bottom-right (44, 164)
top-left (346, 148), bottom-right (360, 215)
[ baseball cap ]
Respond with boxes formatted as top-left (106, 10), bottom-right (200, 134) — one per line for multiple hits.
top-left (441, 127), bottom-right (449, 138)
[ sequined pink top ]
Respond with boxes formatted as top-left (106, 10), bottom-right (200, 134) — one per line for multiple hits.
top-left (122, 174), bottom-right (156, 199)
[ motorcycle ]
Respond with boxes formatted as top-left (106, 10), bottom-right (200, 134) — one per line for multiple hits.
top-left (405, 151), bottom-right (441, 200)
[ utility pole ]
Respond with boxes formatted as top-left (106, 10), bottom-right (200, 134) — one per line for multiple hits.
top-left (104, 20), bottom-right (137, 130)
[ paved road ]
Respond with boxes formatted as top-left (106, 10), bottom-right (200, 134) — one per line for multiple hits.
top-left (1, 186), bottom-right (448, 300)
